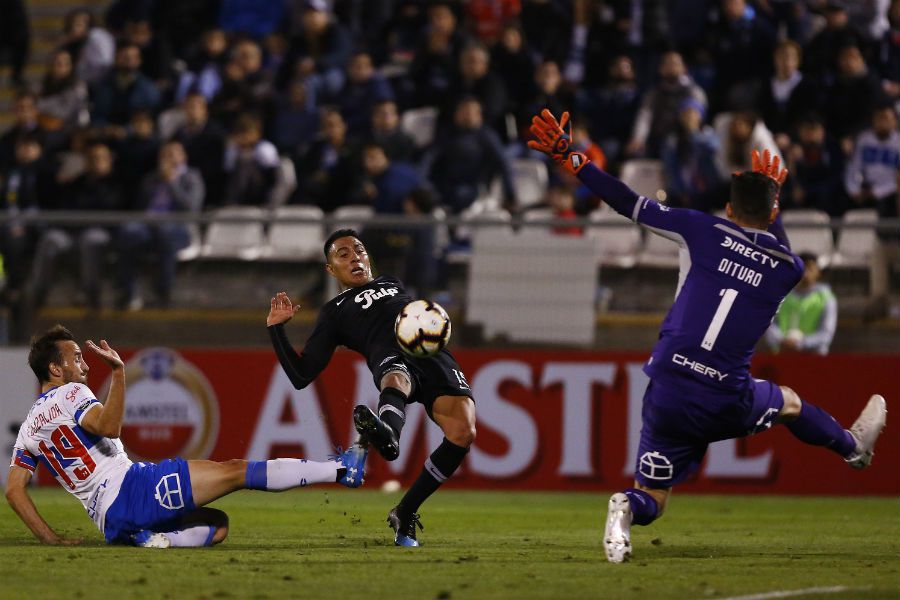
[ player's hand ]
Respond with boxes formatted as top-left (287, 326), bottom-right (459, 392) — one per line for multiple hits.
top-left (43, 535), bottom-right (83, 546)
top-left (267, 292), bottom-right (300, 327)
top-left (527, 109), bottom-right (589, 175)
top-left (751, 149), bottom-right (788, 186)
top-left (85, 339), bottom-right (124, 371)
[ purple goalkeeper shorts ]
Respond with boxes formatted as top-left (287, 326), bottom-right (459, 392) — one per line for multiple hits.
top-left (633, 377), bottom-right (784, 489)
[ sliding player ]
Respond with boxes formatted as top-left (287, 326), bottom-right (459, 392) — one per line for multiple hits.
top-left (6, 325), bottom-right (367, 547)
top-left (267, 229), bottom-right (476, 546)
top-left (528, 109), bottom-right (887, 563)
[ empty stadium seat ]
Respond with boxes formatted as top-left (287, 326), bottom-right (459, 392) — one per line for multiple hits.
top-left (447, 207), bottom-right (514, 263)
top-left (619, 159), bottom-right (666, 202)
top-left (201, 206), bottom-right (266, 260)
top-left (511, 158), bottom-right (549, 207)
top-left (521, 207), bottom-right (556, 235)
top-left (331, 204), bottom-right (375, 232)
top-left (263, 205), bottom-right (325, 261)
top-left (588, 210), bottom-right (641, 268)
top-left (782, 209), bottom-right (834, 265)
top-left (832, 208), bottom-right (878, 268)
top-left (400, 107), bottom-right (439, 149)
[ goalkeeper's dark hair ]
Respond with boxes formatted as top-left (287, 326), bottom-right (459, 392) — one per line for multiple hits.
top-left (323, 228), bottom-right (361, 260)
top-left (730, 171), bottom-right (779, 227)
top-left (28, 324), bottom-right (76, 383)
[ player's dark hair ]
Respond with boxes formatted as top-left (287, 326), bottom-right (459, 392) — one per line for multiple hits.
top-left (28, 325), bottom-right (75, 383)
top-left (323, 228), bottom-right (361, 260)
top-left (799, 252), bottom-right (819, 265)
top-left (730, 172), bottom-right (779, 226)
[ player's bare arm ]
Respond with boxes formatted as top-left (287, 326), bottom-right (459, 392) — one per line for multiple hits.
top-left (79, 339), bottom-right (126, 438)
top-left (5, 465), bottom-right (82, 545)
top-left (267, 292), bottom-right (301, 327)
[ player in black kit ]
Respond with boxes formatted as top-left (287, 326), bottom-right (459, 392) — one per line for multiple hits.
top-left (266, 229), bottom-right (476, 547)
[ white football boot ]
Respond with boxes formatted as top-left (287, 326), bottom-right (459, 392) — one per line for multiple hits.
top-left (604, 492), bottom-right (633, 563)
top-left (132, 530), bottom-right (172, 548)
top-left (845, 394), bottom-right (887, 470)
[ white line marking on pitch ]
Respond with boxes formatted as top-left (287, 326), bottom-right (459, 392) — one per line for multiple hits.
top-left (718, 586), bottom-right (853, 600)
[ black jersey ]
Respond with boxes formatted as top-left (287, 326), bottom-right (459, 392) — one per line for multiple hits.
top-left (269, 276), bottom-right (414, 389)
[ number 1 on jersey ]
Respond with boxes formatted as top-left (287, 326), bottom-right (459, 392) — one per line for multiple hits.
top-left (701, 288), bottom-right (738, 351)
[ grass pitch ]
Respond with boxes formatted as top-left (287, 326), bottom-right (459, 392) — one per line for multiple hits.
top-left (1, 489), bottom-right (898, 599)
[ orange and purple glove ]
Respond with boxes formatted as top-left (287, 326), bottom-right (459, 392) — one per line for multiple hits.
top-left (528, 109), bottom-right (589, 176)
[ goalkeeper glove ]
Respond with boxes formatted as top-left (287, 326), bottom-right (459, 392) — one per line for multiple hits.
top-left (528, 109), bottom-right (589, 176)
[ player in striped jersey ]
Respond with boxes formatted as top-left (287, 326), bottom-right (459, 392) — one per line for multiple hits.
top-left (6, 325), bottom-right (368, 547)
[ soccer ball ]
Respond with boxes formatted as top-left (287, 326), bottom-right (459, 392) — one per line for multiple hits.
top-left (394, 300), bottom-right (451, 357)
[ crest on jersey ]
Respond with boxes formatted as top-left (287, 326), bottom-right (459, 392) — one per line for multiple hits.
top-left (101, 348), bottom-right (219, 461)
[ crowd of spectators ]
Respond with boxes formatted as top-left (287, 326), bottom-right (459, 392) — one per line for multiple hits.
top-left (1, 0), bottom-right (900, 312)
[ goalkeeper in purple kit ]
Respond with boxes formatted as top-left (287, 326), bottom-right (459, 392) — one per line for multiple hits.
top-left (528, 109), bottom-right (888, 563)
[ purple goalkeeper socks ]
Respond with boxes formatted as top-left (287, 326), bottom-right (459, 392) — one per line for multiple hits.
top-left (786, 402), bottom-right (857, 457)
top-left (623, 488), bottom-right (659, 526)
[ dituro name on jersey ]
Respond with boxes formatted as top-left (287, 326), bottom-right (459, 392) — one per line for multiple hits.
top-left (672, 353), bottom-right (728, 381)
top-left (355, 287), bottom-right (399, 309)
top-left (721, 235), bottom-right (780, 268)
top-left (717, 258), bottom-right (763, 287)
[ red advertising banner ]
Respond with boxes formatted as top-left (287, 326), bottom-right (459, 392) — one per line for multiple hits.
top-left (64, 348), bottom-right (899, 495)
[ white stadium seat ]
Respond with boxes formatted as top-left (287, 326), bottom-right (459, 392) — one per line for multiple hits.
top-left (264, 205), bottom-right (325, 261)
top-left (400, 106), bottom-right (439, 149)
top-left (521, 208), bottom-right (556, 235)
top-left (331, 205), bottom-right (375, 232)
top-left (620, 159), bottom-right (666, 202)
top-left (588, 209), bottom-right (641, 268)
top-left (201, 206), bottom-right (266, 260)
top-left (782, 209), bottom-right (834, 265)
top-left (832, 209), bottom-right (878, 269)
top-left (637, 228), bottom-right (681, 268)
top-left (511, 158), bottom-right (549, 207)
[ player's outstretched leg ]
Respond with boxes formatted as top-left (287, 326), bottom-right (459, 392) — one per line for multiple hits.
top-left (845, 395), bottom-right (887, 469)
top-left (353, 404), bottom-right (400, 461)
top-left (604, 487), bottom-right (662, 563)
top-left (781, 388), bottom-right (887, 468)
top-left (387, 395), bottom-right (475, 547)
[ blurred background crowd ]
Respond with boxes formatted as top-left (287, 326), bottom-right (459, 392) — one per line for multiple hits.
top-left (0, 0), bottom-right (898, 319)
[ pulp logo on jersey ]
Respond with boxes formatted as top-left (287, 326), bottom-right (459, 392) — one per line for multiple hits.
top-left (671, 353), bottom-right (728, 381)
top-left (721, 235), bottom-right (781, 268)
top-left (355, 287), bottom-right (399, 309)
top-left (26, 403), bottom-right (63, 437)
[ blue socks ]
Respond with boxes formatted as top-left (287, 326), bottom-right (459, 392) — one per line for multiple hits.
top-left (786, 402), bottom-right (857, 457)
top-left (623, 487), bottom-right (659, 526)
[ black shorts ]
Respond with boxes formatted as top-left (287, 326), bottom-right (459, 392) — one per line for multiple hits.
top-left (368, 346), bottom-right (473, 419)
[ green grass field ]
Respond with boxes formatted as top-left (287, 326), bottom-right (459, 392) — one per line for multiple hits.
top-left (1, 489), bottom-right (898, 599)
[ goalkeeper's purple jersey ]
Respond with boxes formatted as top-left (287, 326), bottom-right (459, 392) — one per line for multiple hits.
top-left (634, 198), bottom-right (803, 391)
top-left (578, 163), bottom-right (804, 392)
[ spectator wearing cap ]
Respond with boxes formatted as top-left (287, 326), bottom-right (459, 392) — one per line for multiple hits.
top-left (785, 114), bottom-right (846, 215)
top-left (765, 253), bottom-right (837, 355)
top-left (280, 0), bottom-right (352, 101)
top-left (90, 43), bottom-right (161, 126)
top-left (662, 98), bottom-right (723, 212)
top-left (627, 50), bottom-right (707, 159)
